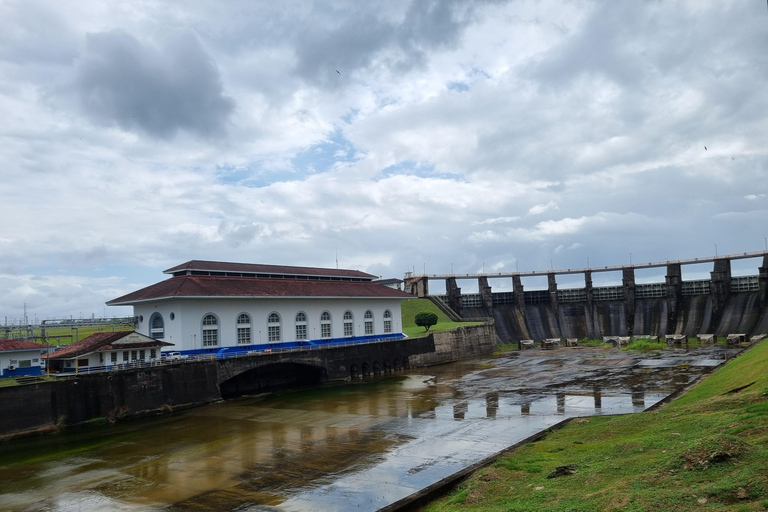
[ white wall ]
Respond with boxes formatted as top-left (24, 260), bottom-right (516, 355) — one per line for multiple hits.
top-left (1, 349), bottom-right (43, 375)
top-left (132, 297), bottom-right (404, 352)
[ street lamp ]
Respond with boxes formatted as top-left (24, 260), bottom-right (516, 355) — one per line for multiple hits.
top-left (630, 253), bottom-right (633, 265)
top-left (715, 244), bottom-right (718, 257)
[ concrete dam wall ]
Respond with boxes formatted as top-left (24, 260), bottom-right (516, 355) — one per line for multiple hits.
top-left (407, 254), bottom-right (768, 342)
top-left (466, 292), bottom-right (768, 342)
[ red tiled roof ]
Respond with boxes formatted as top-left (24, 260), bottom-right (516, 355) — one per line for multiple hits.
top-left (164, 260), bottom-right (377, 280)
top-left (44, 331), bottom-right (171, 359)
top-left (0, 339), bottom-right (42, 352)
top-left (108, 275), bottom-right (413, 305)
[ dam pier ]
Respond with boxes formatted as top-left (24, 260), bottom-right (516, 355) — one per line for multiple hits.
top-left (405, 251), bottom-right (768, 342)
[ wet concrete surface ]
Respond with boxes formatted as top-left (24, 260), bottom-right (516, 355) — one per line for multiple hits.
top-left (0, 345), bottom-right (734, 512)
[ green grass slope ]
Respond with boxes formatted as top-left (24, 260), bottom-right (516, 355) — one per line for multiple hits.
top-left (423, 341), bottom-right (768, 512)
top-left (400, 298), bottom-right (481, 338)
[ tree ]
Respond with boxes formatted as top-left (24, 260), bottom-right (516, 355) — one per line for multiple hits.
top-left (414, 311), bottom-right (438, 332)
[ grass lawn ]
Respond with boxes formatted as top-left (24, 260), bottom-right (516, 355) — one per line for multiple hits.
top-left (422, 340), bottom-right (768, 512)
top-left (8, 324), bottom-right (135, 347)
top-left (401, 298), bottom-right (483, 338)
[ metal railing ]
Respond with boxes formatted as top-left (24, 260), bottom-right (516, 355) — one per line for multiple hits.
top-left (49, 336), bottom-right (409, 375)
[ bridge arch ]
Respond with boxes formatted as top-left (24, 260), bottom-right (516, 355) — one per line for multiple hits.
top-left (219, 361), bottom-right (327, 399)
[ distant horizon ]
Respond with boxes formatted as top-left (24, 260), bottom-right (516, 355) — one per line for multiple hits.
top-left (3, 248), bottom-right (766, 325)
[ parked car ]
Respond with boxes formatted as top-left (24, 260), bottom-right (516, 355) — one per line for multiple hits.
top-left (162, 351), bottom-right (188, 362)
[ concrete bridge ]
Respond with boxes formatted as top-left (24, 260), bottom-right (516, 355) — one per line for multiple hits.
top-left (215, 337), bottom-right (435, 397)
top-left (405, 251), bottom-right (768, 341)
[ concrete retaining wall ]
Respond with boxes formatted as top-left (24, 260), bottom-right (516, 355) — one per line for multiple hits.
top-left (408, 324), bottom-right (497, 366)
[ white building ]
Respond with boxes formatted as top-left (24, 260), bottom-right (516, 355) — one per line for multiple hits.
top-left (0, 339), bottom-right (43, 378)
top-left (108, 260), bottom-right (411, 357)
top-left (44, 331), bottom-right (173, 373)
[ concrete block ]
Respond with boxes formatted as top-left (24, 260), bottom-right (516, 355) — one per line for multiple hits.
top-left (697, 334), bottom-right (715, 345)
top-left (664, 334), bottom-right (687, 345)
top-left (519, 339), bottom-right (534, 350)
top-left (603, 336), bottom-right (619, 344)
top-left (727, 334), bottom-right (746, 346)
top-left (632, 335), bottom-right (658, 343)
top-left (617, 336), bottom-right (631, 347)
top-left (565, 338), bottom-right (578, 347)
top-left (750, 334), bottom-right (766, 343)
top-left (541, 339), bottom-right (558, 350)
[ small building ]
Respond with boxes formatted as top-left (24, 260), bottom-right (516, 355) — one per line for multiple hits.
top-left (374, 278), bottom-right (404, 291)
top-left (107, 260), bottom-right (412, 357)
top-left (44, 331), bottom-right (172, 373)
top-left (0, 339), bottom-right (43, 378)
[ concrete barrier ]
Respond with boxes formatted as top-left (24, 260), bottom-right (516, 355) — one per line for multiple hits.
top-left (665, 334), bottom-right (687, 345)
top-left (565, 338), bottom-right (578, 347)
top-left (750, 334), bottom-right (766, 343)
top-left (697, 334), bottom-right (715, 345)
top-left (727, 333), bottom-right (746, 346)
top-left (541, 339), bottom-right (558, 350)
top-left (519, 340), bottom-right (534, 350)
top-left (632, 335), bottom-right (658, 343)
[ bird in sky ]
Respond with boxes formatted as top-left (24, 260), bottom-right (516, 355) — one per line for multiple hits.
top-left (704, 146), bottom-right (707, 151)
top-left (336, 69), bottom-right (341, 75)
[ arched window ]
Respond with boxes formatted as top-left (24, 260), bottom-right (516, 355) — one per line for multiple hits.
top-left (150, 313), bottom-right (164, 339)
top-left (383, 309), bottom-right (392, 334)
top-left (320, 311), bottom-right (332, 339)
top-left (343, 310), bottom-right (354, 337)
top-left (237, 313), bottom-right (251, 345)
top-left (364, 310), bottom-right (374, 335)
top-left (202, 314), bottom-right (219, 347)
top-left (295, 312), bottom-right (308, 340)
top-left (268, 312), bottom-right (281, 342)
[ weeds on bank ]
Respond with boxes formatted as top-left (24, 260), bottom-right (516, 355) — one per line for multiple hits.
top-left (578, 338), bottom-right (605, 347)
top-left (422, 340), bottom-right (768, 512)
top-left (623, 338), bottom-right (666, 352)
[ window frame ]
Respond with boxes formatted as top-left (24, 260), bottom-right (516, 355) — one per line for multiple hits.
top-left (149, 313), bottom-right (164, 339)
top-left (320, 311), bottom-right (332, 339)
top-left (267, 312), bottom-right (281, 342)
top-left (364, 310), bottom-right (374, 335)
top-left (343, 310), bottom-right (354, 337)
top-left (202, 313), bottom-right (220, 347)
top-left (295, 311), bottom-right (308, 340)
top-left (237, 313), bottom-right (252, 345)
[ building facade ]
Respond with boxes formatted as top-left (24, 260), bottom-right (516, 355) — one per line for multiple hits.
top-left (0, 339), bottom-right (43, 378)
top-left (108, 261), bottom-right (411, 357)
top-left (44, 331), bottom-right (173, 373)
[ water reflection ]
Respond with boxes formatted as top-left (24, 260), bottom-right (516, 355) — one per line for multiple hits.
top-left (0, 346), bottom-right (726, 512)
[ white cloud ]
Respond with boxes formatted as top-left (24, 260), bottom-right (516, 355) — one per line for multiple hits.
top-left (1, 0), bottom-right (768, 319)
top-left (527, 201), bottom-right (558, 216)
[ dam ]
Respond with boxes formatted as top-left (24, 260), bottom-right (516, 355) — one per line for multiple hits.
top-left (404, 251), bottom-right (768, 342)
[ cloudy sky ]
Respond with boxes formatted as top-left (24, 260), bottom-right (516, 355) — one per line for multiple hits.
top-left (2, 0), bottom-right (768, 322)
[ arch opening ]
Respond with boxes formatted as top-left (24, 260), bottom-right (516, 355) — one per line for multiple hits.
top-left (219, 362), bottom-right (327, 399)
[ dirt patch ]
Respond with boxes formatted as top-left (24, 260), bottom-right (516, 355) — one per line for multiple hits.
top-left (677, 435), bottom-right (752, 471)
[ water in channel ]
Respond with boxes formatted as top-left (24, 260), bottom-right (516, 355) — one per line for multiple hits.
top-left (0, 345), bottom-right (727, 512)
